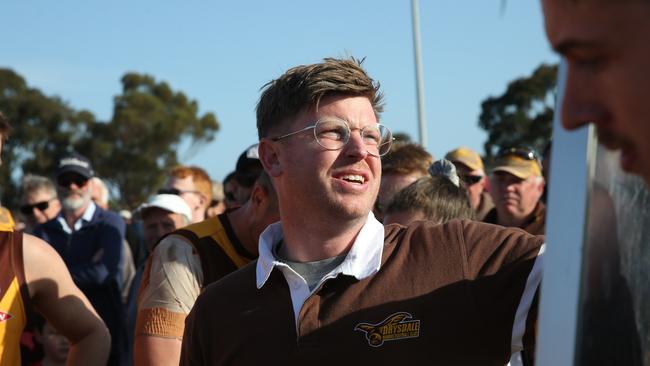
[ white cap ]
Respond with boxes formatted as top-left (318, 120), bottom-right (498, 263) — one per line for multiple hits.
top-left (136, 194), bottom-right (192, 223)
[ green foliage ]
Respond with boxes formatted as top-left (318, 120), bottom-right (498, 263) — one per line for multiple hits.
top-left (0, 68), bottom-right (219, 210)
top-left (478, 63), bottom-right (557, 165)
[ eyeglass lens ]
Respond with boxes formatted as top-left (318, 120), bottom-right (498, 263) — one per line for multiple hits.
top-left (314, 118), bottom-right (392, 156)
top-left (20, 201), bottom-right (50, 215)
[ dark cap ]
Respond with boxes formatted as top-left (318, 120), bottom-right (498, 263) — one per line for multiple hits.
top-left (56, 153), bottom-right (94, 179)
top-left (234, 144), bottom-right (263, 188)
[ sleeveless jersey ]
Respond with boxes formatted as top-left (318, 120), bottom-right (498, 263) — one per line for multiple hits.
top-left (175, 214), bottom-right (256, 288)
top-left (0, 231), bottom-right (30, 366)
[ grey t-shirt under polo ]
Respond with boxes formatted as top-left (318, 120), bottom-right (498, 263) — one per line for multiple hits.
top-left (274, 242), bottom-right (347, 292)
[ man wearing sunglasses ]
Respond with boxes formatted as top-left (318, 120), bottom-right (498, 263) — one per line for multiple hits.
top-left (484, 147), bottom-right (546, 236)
top-left (445, 146), bottom-right (494, 221)
top-left (34, 153), bottom-right (128, 365)
top-left (159, 166), bottom-right (212, 223)
top-left (19, 174), bottom-right (62, 233)
top-left (0, 113), bottom-right (110, 365)
top-left (180, 58), bottom-right (544, 365)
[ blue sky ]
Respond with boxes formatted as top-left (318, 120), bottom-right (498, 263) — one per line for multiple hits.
top-left (2, 1), bottom-right (557, 183)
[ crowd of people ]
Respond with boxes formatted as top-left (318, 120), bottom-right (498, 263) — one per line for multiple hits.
top-left (2, 1), bottom-right (650, 365)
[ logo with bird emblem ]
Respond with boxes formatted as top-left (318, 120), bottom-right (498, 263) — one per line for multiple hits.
top-left (354, 312), bottom-right (420, 347)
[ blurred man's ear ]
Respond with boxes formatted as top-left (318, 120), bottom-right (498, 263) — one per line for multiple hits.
top-left (258, 140), bottom-right (282, 177)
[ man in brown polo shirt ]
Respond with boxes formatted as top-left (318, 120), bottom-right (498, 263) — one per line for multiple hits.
top-left (180, 58), bottom-right (544, 365)
top-left (484, 147), bottom-right (546, 235)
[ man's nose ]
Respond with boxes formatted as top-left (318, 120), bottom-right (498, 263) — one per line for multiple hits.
top-left (344, 131), bottom-right (369, 159)
top-left (561, 65), bottom-right (607, 131)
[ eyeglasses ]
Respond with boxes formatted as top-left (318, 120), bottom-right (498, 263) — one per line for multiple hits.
top-left (460, 174), bottom-right (484, 185)
top-left (497, 147), bottom-right (541, 164)
top-left (20, 198), bottom-right (56, 216)
top-left (57, 174), bottom-right (88, 188)
top-left (157, 188), bottom-right (202, 197)
top-left (270, 117), bottom-right (394, 157)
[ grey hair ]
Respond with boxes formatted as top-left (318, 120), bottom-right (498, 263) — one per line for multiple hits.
top-left (21, 174), bottom-right (57, 200)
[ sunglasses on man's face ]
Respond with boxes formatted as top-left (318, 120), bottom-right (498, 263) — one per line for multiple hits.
top-left (20, 199), bottom-right (54, 216)
top-left (460, 174), bottom-right (484, 185)
top-left (57, 174), bottom-right (88, 188)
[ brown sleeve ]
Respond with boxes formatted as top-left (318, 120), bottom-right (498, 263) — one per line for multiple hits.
top-left (180, 294), bottom-right (204, 366)
top-left (458, 220), bottom-right (544, 355)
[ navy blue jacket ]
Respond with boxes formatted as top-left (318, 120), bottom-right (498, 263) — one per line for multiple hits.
top-left (34, 203), bottom-right (126, 288)
top-left (35, 203), bottom-right (129, 366)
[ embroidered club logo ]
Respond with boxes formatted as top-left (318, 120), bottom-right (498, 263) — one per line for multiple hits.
top-left (0, 310), bottom-right (13, 322)
top-left (354, 312), bottom-right (420, 347)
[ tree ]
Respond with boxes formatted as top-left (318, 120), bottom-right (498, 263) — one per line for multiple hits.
top-left (0, 68), bottom-right (94, 207)
top-left (77, 73), bottom-right (220, 208)
top-left (0, 69), bottom-right (219, 210)
top-left (478, 63), bottom-right (557, 165)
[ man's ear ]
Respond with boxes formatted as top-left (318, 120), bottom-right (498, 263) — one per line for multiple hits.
top-left (258, 139), bottom-right (282, 177)
top-left (250, 183), bottom-right (268, 210)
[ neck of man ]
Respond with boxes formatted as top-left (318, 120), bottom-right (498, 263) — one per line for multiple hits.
top-left (192, 208), bottom-right (206, 224)
top-left (227, 204), bottom-right (260, 256)
top-left (496, 205), bottom-right (536, 229)
top-left (63, 202), bottom-right (90, 230)
top-left (279, 211), bottom-right (367, 263)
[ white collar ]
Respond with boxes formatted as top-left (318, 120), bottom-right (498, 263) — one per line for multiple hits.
top-left (57, 201), bottom-right (96, 234)
top-left (256, 212), bottom-right (385, 289)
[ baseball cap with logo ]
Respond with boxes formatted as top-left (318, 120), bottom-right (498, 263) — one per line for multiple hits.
top-left (136, 194), bottom-right (192, 223)
top-left (492, 147), bottom-right (542, 180)
top-left (56, 153), bottom-right (94, 179)
top-left (445, 147), bottom-right (485, 173)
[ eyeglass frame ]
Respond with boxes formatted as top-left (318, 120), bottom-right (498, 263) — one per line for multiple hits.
top-left (269, 117), bottom-right (395, 157)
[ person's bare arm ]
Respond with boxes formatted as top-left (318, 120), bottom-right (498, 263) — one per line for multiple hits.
top-left (23, 233), bottom-right (111, 366)
top-left (134, 336), bottom-right (182, 366)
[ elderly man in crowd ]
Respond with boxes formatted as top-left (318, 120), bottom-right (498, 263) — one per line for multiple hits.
top-left (20, 174), bottom-right (62, 233)
top-left (34, 153), bottom-right (127, 365)
top-left (484, 147), bottom-right (546, 235)
top-left (180, 57), bottom-right (544, 366)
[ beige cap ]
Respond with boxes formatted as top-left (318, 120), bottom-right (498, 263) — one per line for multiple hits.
top-left (445, 147), bottom-right (484, 172)
top-left (492, 154), bottom-right (542, 179)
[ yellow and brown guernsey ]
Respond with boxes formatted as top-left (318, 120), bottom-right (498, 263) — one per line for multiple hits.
top-left (136, 213), bottom-right (256, 339)
top-left (0, 231), bottom-right (30, 366)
